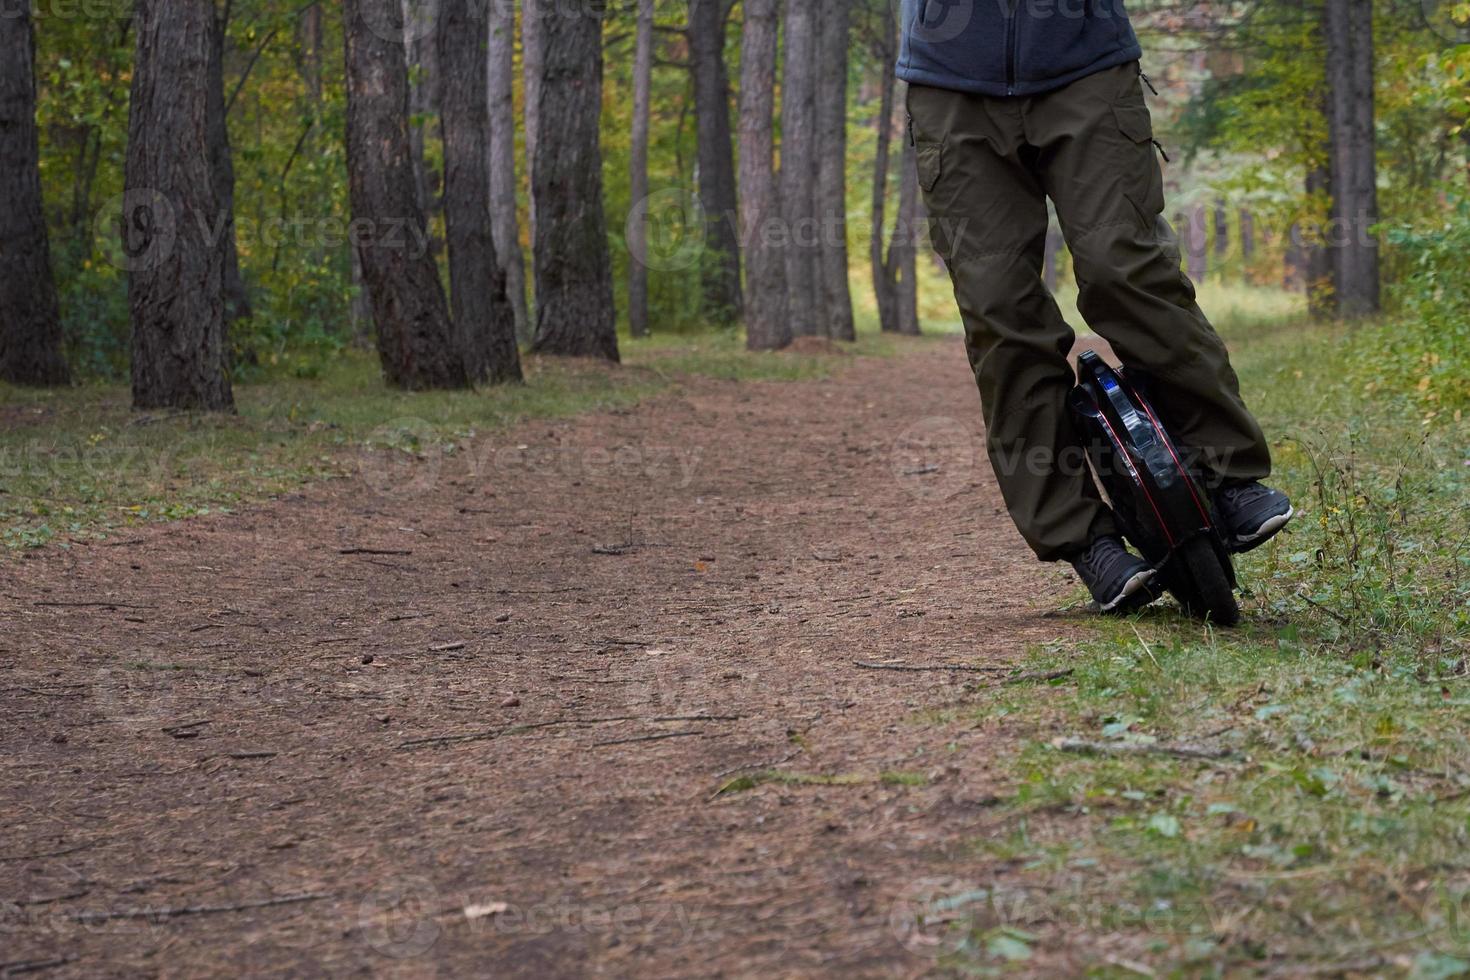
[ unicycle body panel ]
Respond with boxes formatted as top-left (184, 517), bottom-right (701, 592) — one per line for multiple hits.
top-left (1068, 350), bottom-right (1240, 624)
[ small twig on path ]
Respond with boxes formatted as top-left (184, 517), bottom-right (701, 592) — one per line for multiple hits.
top-left (591, 543), bottom-right (632, 555)
top-left (0, 954), bottom-right (76, 975)
top-left (593, 730), bottom-right (706, 747)
top-left (398, 713), bottom-right (741, 751)
top-left (853, 660), bottom-right (1016, 673)
top-left (387, 612), bottom-right (429, 622)
top-left (429, 641), bottom-right (466, 653)
top-left (33, 600), bottom-right (153, 610)
top-left (68, 891), bottom-right (332, 923)
top-left (1051, 737), bottom-right (1235, 761)
top-left (1004, 668), bottom-right (1073, 685)
top-left (5, 686), bottom-right (86, 699)
top-left (1295, 590), bottom-right (1352, 625)
top-left (852, 661), bottom-right (1072, 686)
top-left (1131, 624), bottom-right (1161, 670)
top-left (339, 547), bottom-right (413, 556)
top-left (0, 842), bottom-right (95, 864)
top-left (712, 751), bottom-right (799, 780)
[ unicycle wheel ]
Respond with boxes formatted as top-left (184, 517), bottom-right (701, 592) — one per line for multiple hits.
top-left (1164, 535), bottom-right (1240, 626)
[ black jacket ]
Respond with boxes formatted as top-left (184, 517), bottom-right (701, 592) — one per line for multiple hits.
top-left (897, 0), bottom-right (1142, 97)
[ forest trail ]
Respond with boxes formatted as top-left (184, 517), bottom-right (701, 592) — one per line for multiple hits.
top-left (3, 339), bottom-right (1090, 977)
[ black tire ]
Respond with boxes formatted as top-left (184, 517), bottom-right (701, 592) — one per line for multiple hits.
top-left (1166, 535), bottom-right (1240, 626)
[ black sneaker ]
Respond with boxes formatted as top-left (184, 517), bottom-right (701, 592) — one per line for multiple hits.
top-left (1215, 480), bottom-right (1293, 553)
top-left (1070, 535), bottom-right (1158, 613)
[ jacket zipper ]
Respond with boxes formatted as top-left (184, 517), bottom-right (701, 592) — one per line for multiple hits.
top-left (1005, 0), bottom-right (1019, 95)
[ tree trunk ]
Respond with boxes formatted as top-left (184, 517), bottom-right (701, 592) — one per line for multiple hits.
top-left (628, 0), bottom-right (654, 338)
top-left (894, 134), bottom-right (920, 336)
top-left (523, 1), bottom-right (543, 255)
top-left (440, 0), bottom-right (521, 384)
top-left (1212, 197), bottom-right (1228, 268)
top-left (1184, 205), bottom-right (1208, 281)
top-left (487, 0), bottom-right (531, 342)
top-left (530, 1), bottom-right (618, 360)
top-left (0, 0), bottom-right (69, 386)
top-left (207, 3), bottom-right (251, 327)
top-left (1305, 164), bottom-right (1335, 317)
top-left (689, 0), bottom-right (742, 324)
top-left (869, 12), bottom-right (897, 335)
top-left (740, 0), bottom-right (788, 350)
top-left (344, 0), bottom-right (466, 389)
top-left (780, 0), bottom-right (820, 336)
top-left (350, 247), bottom-right (374, 348)
top-left (298, 3), bottom-right (323, 106)
top-left (816, 0), bottom-right (855, 341)
top-left (1239, 207), bottom-right (1254, 267)
top-left (126, 0), bottom-right (232, 410)
top-left (1324, 0), bottom-right (1380, 317)
top-left (404, 0), bottom-right (439, 245)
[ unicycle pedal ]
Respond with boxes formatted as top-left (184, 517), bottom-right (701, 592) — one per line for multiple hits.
top-left (1068, 349), bottom-right (1240, 626)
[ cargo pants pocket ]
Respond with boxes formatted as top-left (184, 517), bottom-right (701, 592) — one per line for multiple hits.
top-left (1113, 104), bottom-right (1165, 233)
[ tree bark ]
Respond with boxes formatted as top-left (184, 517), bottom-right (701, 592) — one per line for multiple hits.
top-left (780, 0), bottom-right (820, 336)
top-left (894, 134), bottom-right (919, 336)
top-left (816, 0), bottom-right (855, 341)
top-left (740, 0), bottom-right (789, 350)
top-left (628, 0), bottom-right (654, 338)
top-left (869, 7), bottom-right (897, 335)
top-left (440, 0), bottom-right (521, 384)
top-left (1212, 197), bottom-right (1228, 266)
top-left (1323, 0), bottom-right (1380, 317)
top-left (522, 0), bottom-right (543, 253)
top-left (1239, 207), bottom-right (1254, 265)
top-left (404, 0), bottom-right (439, 223)
top-left (126, 0), bottom-right (232, 410)
top-left (1183, 205), bottom-right (1208, 281)
top-left (530, 1), bottom-right (618, 360)
top-left (689, 0), bottom-right (742, 324)
top-left (207, 3), bottom-right (251, 327)
top-left (344, 0), bottom-right (466, 389)
top-left (0, 0), bottom-right (69, 386)
top-left (487, 0), bottom-right (531, 342)
top-left (1304, 163), bottom-right (1335, 318)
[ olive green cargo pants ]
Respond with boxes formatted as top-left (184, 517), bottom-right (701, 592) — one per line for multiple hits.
top-left (907, 61), bottom-right (1271, 561)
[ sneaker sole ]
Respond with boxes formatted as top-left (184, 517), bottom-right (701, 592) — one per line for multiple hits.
top-left (1230, 506), bottom-right (1294, 554)
top-left (1098, 567), bottom-right (1159, 613)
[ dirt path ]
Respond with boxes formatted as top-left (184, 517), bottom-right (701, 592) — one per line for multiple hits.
top-left (2, 339), bottom-right (1088, 977)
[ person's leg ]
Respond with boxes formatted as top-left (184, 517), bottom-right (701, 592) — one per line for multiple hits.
top-left (907, 83), bottom-right (1113, 561)
top-left (1024, 62), bottom-right (1272, 486)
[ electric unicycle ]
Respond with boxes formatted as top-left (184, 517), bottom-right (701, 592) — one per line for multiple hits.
top-left (1069, 349), bottom-right (1241, 625)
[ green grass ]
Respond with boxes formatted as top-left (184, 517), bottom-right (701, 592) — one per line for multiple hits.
top-left (0, 329), bottom-right (909, 551)
top-left (928, 289), bottom-right (1470, 976)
